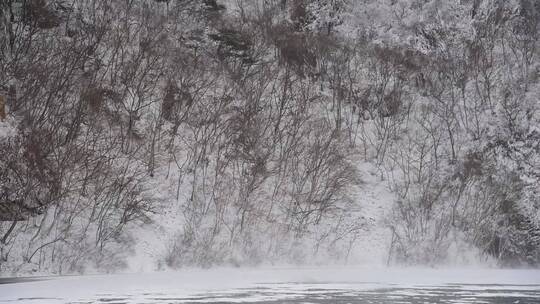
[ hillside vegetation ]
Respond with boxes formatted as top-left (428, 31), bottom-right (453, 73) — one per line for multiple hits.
top-left (0, 0), bottom-right (539, 274)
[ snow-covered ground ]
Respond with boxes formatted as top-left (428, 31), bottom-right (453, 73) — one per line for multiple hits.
top-left (1, 267), bottom-right (539, 304)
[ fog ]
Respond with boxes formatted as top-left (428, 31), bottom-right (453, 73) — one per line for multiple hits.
top-left (0, 0), bottom-right (539, 297)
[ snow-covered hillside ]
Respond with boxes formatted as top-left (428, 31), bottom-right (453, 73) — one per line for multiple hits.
top-left (0, 0), bottom-right (539, 275)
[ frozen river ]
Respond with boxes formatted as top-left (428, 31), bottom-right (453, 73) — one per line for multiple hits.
top-left (1, 268), bottom-right (539, 304)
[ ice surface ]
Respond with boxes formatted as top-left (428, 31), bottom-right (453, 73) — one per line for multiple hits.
top-left (1, 267), bottom-right (539, 304)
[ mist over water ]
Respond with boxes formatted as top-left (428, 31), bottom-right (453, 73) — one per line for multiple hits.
top-left (2, 268), bottom-right (540, 304)
top-left (0, 2), bottom-right (539, 303)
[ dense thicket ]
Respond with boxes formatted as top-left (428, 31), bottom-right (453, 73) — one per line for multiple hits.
top-left (0, 0), bottom-right (538, 274)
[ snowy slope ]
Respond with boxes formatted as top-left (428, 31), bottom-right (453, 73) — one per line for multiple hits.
top-left (343, 161), bottom-right (395, 265)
